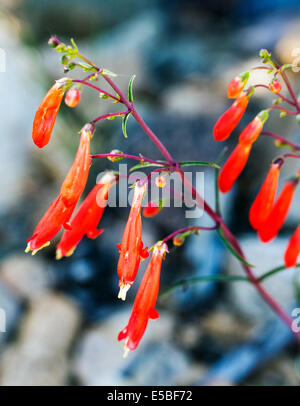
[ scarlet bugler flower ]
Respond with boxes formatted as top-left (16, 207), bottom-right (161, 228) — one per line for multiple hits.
top-left (118, 242), bottom-right (168, 356)
top-left (32, 80), bottom-right (70, 148)
top-left (25, 194), bottom-right (77, 255)
top-left (239, 110), bottom-right (269, 146)
top-left (249, 158), bottom-right (283, 230)
top-left (65, 88), bottom-right (81, 108)
top-left (213, 92), bottom-right (250, 142)
top-left (284, 225), bottom-right (300, 268)
top-left (60, 123), bottom-right (94, 207)
top-left (227, 73), bottom-right (249, 99)
top-left (117, 182), bottom-right (149, 300)
top-left (56, 171), bottom-right (118, 259)
top-left (218, 142), bottom-right (251, 193)
top-left (269, 80), bottom-right (282, 94)
top-left (258, 178), bottom-right (299, 243)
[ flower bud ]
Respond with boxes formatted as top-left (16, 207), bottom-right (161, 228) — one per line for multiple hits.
top-left (269, 80), bottom-right (282, 94)
top-left (227, 72), bottom-right (249, 99)
top-left (143, 200), bottom-right (163, 217)
top-left (65, 88), bottom-right (81, 108)
top-left (155, 175), bottom-right (167, 188)
top-left (48, 36), bottom-right (60, 48)
top-left (107, 150), bottom-right (124, 162)
top-left (173, 235), bottom-right (184, 246)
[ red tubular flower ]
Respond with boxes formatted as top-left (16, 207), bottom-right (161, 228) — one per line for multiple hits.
top-left (227, 73), bottom-right (249, 99)
top-left (284, 225), bottom-right (300, 268)
top-left (213, 92), bottom-right (250, 141)
top-left (143, 200), bottom-right (163, 218)
top-left (258, 179), bottom-right (298, 243)
top-left (60, 123), bottom-right (94, 207)
top-left (239, 110), bottom-right (268, 146)
top-left (249, 159), bottom-right (283, 230)
top-left (117, 182), bottom-right (149, 300)
top-left (56, 171), bottom-right (118, 259)
top-left (25, 194), bottom-right (77, 255)
top-left (32, 81), bottom-right (67, 148)
top-left (118, 242), bottom-right (168, 356)
top-left (269, 80), bottom-right (282, 94)
top-left (65, 88), bottom-right (81, 108)
top-left (218, 142), bottom-right (252, 193)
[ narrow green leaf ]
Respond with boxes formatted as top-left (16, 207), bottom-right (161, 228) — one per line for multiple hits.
top-left (179, 161), bottom-right (220, 169)
top-left (217, 228), bottom-right (254, 267)
top-left (128, 75), bottom-right (136, 103)
top-left (122, 113), bottom-right (130, 138)
top-left (102, 69), bottom-right (117, 77)
top-left (160, 274), bottom-right (249, 298)
top-left (129, 161), bottom-right (167, 172)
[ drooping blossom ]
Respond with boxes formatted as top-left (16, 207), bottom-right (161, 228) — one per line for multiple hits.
top-left (117, 182), bottom-right (149, 300)
top-left (25, 194), bottom-right (77, 255)
top-left (32, 79), bottom-right (70, 148)
top-left (239, 110), bottom-right (269, 146)
top-left (118, 242), bottom-right (168, 356)
top-left (213, 92), bottom-right (250, 141)
top-left (218, 143), bottom-right (252, 193)
top-left (284, 225), bottom-right (300, 268)
top-left (56, 171), bottom-right (118, 259)
top-left (258, 178), bottom-right (299, 243)
top-left (249, 158), bottom-right (283, 230)
top-left (60, 123), bottom-right (94, 207)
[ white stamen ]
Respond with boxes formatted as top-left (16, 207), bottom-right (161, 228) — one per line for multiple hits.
top-left (118, 283), bottom-right (131, 301)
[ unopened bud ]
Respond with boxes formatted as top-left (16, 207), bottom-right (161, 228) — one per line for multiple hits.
top-left (107, 150), bottom-right (124, 162)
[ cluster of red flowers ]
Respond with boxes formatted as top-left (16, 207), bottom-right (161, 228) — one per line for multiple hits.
top-left (27, 83), bottom-right (168, 355)
top-left (214, 74), bottom-right (300, 267)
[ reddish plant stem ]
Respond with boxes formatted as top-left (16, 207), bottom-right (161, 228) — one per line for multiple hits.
top-left (100, 68), bottom-right (299, 340)
top-left (268, 105), bottom-right (299, 115)
top-left (91, 110), bottom-right (130, 124)
top-left (72, 79), bottom-right (121, 102)
top-left (163, 225), bottom-right (218, 243)
top-left (254, 84), bottom-right (295, 106)
top-left (262, 131), bottom-right (300, 151)
top-left (283, 153), bottom-right (300, 159)
top-left (280, 70), bottom-right (300, 109)
top-left (91, 152), bottom-right (166, 166)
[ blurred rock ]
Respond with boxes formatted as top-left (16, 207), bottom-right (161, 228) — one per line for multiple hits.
top-left (0, 254), bottom-right (51, 300)
top-left (0, 293), bottom-right (81, 385)
top-left (226, 235), bottom-right (295, 322)
top-left (275, 19), bottom-right (300, 66)
top-left (73, 308), bottom-right (175, 385)
top-left (0, 281), bottom-right (21, 347)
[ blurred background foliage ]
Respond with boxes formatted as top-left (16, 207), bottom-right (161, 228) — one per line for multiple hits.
top-left (0, 0), bottom-right (300, 386)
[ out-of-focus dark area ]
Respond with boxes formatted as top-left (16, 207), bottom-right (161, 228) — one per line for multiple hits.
top-left (0, 0), bottom-right (300, 386)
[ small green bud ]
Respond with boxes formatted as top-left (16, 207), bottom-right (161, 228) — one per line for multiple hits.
top-left (60, 55), bottom-right (69, 65)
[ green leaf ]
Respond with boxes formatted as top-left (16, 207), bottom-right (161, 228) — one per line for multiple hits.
top-left (128, 75), bottom-right (136, 103)
top-left (122, 113), bottom-right (130, 138)
top-left (160, 274), bottom-right (249, 298)
top-left (296, 114), bottom-right (300, 126)
top-left (102, 69), bottom-right (117, 77)
top-left (217, 228), bottom-right (254, 267)
top-left (179, 161), bottom-right (220, 169)
top-left (129, 161), bottom-right (167, 172)
top-left (259, 263), bottom-right (300, 282)
top-left (70, 38), bottom-right (78, 53)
